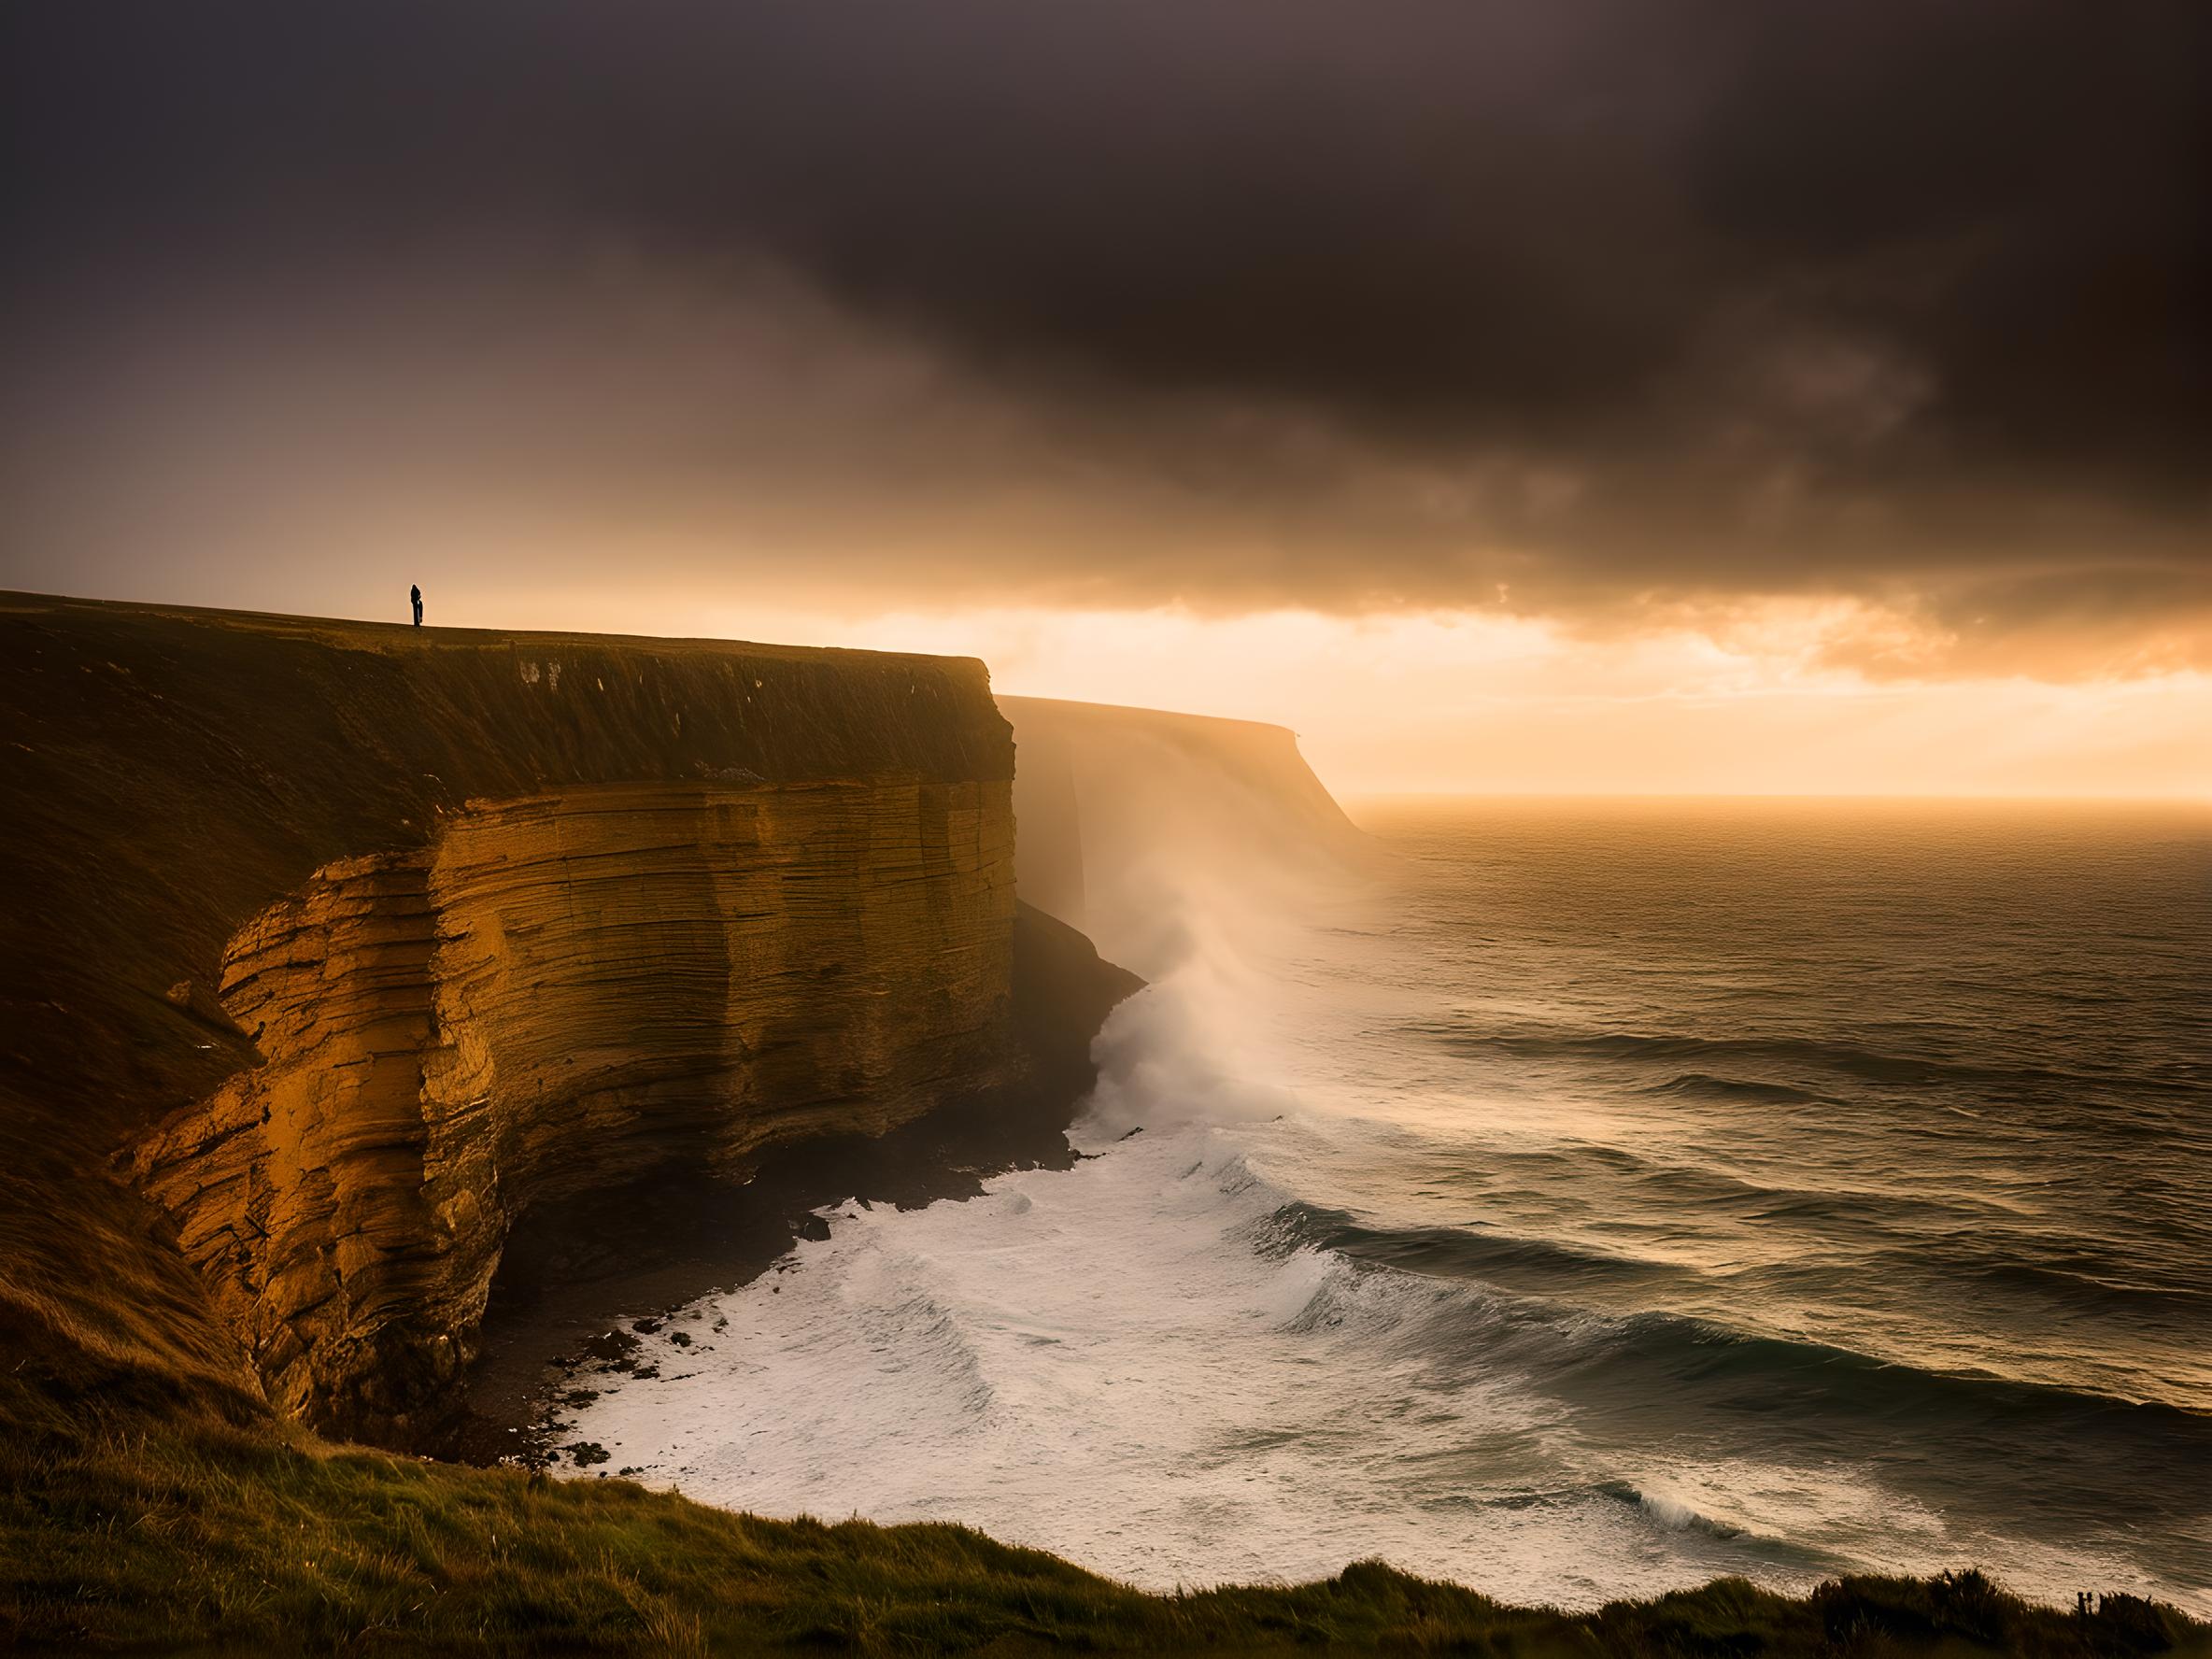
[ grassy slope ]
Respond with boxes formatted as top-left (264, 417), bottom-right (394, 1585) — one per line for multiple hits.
top-left (7, 1383), bottom-right (2203, 1656)
top-left (1, 596), bottom-right (2202, 1654)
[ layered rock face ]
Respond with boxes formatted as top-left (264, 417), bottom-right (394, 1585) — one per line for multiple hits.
top-left (132, 780), bottom-right (1013, 1437)
top-left (0, 596), bottom-right (1051, 1438)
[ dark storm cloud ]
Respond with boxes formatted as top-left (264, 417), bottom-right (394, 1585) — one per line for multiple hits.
top-left (2, 0), bottom-right (2205, 658)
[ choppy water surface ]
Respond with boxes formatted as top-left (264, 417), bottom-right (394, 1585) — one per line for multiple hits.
top-left (565, 800), bottom-right (2212, 1611)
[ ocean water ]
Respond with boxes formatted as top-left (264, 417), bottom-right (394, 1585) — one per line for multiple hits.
top-left (560, 799), bottom-right (2212, 1612)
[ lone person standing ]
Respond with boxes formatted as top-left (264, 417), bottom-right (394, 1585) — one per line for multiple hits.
top-left (410, 583), bottom-right (423, 627)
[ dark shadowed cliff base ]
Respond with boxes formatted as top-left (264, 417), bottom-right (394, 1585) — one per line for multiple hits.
top-left (0, 595), bottom-right (2203, 1654)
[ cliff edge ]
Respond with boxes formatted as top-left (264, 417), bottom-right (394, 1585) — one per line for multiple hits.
top-left (999, 694), bottom-right (1368, 978)
top-left (0, 595), bottom-right (1112, 1444)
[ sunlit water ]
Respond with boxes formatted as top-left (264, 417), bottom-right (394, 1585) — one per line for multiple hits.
top-left (562, 800), bottom-right (2212, 1612)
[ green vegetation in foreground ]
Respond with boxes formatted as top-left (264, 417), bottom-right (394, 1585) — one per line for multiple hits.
top-left (4, 1390), bottom-right (2204, 1656)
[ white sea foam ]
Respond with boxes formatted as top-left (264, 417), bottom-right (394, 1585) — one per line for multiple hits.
top-left (566, 1114), bottom-right (1714, 1602)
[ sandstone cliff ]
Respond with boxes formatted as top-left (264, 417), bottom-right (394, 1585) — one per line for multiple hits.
top-left (0, 596), bottom-right (1108, 1443)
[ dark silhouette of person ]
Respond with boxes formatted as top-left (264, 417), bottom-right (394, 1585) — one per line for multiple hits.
top-left (410, 584), bottom-right (423, 627)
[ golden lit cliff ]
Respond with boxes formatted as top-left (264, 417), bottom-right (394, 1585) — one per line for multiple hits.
top-left (0, 596), bottom-right (1111, 1444)
top-left (130, 777), bottom-right (1015, 1438)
